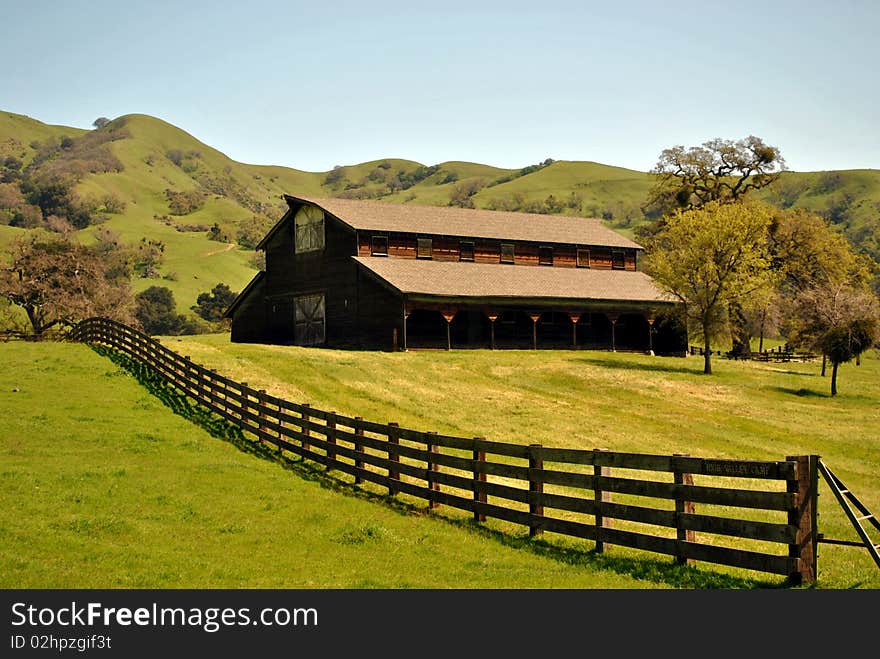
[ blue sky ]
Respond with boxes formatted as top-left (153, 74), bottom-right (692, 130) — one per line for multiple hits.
top-left (2, 0), bottom-right (878, 173)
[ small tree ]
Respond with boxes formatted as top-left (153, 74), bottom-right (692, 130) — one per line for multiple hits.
top-left (92, 117), bottom-right (111, 129)
top-left (134, 286), bottom-right (199, 335)
top-left (193, 283), bottom-right (237, 323)
top-left (788, 283), bottom-right (880, 396)
top-left (643, 201), bottom-right (775, 374)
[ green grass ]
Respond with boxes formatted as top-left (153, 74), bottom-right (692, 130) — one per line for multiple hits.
top-left (2, 341), bottom-right (723, 589)
top-left (67, 335), bottom-right (880, 586)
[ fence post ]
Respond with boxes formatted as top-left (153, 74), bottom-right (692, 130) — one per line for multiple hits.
top-left (593, 448), bottom-right (612, 553)
top-left (529, 443), bottom-right (544, 537)
top-left (354, 417), bottom-right (364, 484)
top-left (388, 422), bottom-right (400, 495)
top-left (786, 454), bottom-right (818, 584)
top-left (673, 453), bottom-right (695, 565)
top-left (257, 390), bottom-right (267, 444)
top-left (473, 438), bottom-right (487, 523)
top-left (240, 382), bottom-right (249, 425)
top-left (302, 403), bottom-right (311, 452)
top-left (277, 401), bottom-right (284, 454)
top-left (426, 431), bottom-right (440, 509)
top-left (326, 412), bottom-right (337, 469)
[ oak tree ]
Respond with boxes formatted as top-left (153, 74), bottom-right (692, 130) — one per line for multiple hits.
top-left (643, 201), bottom-right (775, 374)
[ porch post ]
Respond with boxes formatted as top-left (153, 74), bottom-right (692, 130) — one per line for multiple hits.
top-left (488, 313), bottom-right (498, 350)
top-left (570, 314), bottom-right (581, 349)
top-left (607, 313), bottom-right (619, 352)
top-left (442, 311), bottom-right (455, 351)
top-left (529, 314), bottom-right (541, 350)
top-left (647, 315), bottom-right (655, 356)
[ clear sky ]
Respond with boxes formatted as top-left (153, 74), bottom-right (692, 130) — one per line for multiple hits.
top-left (2, 0), bottom-right (878, 173)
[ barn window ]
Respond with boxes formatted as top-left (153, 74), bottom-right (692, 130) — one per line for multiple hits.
top-left (294, 293), bottom-right (325, 346)
top-left (612, 250), bottom-right (626, 270)
top-left (500, 243), bottom-right (515, 264)
top-left (417, 238), bottom-right (433, 259)
top-left (371, 235), bottom-right (388, 256)
top-left (459, 241), bottom-right (474, 262)
top-left (539, 246), bottom-right (553, 266)
top-left (577, 249), bottom-right (591, 268)
top-left (294, 205), bottom-right (324, 254)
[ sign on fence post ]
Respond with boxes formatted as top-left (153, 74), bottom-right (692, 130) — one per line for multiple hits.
top-left (673, 453), bottom-right (695, 565)
top-left (473, 438), bottom-right (487, 523)
top-left (786, 454), bottom-right (819, 584)
top-left (529, 443), bottom-right (544, 537)
top-left (387, 422), bottom-right (400, 495)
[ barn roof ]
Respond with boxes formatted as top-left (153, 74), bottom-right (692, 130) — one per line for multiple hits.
top-left (352, 257), bottom-right (674, 305)
top-left (269, 194), bottom-right (642, 250)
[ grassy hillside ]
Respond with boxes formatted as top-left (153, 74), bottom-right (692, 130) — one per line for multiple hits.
top-left (161, 336), bottom-right (879, 588)
top-left (3, 339), bottom-right (878, 588)
top-left (1, 110), bottom-right (878, 320)
top-left (1, 341), bottom-right (667, 589)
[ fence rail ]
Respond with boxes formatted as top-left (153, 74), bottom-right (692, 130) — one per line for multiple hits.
top-left (71, 317), bottom-right (819, 583)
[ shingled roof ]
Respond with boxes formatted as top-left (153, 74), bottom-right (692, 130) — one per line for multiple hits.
top-left (279, 194), bottom-right (642, 249)
top-left (353, 257), bottom-right (674, 305)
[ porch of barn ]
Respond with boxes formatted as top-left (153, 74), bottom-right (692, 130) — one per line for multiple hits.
top-left (401, 304), bottom-right (686, 355)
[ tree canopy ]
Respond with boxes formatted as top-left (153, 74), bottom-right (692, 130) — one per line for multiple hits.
top-left (646, 135), bottom-right (786, 216)
top-left (0, 235), bottom-right (134, 334)
top-left (643, 201), bottom-right (775, 374)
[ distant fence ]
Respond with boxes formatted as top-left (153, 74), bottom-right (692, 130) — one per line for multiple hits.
top-left (72, 317), bottom-right (819, 584)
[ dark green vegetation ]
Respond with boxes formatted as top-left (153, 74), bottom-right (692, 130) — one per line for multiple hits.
top-left (1, 111), bottom-right (878, 320)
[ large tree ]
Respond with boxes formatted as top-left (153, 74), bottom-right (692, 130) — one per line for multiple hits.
top-left (0, 235), bottom-right (134, 334)
top-left (643, 201), bottom-right (775, 374)
top-left (647, 135), bottom-right (786, 215)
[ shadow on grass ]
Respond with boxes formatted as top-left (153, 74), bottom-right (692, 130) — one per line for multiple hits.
top-left (770, 386), bottom-right (829, 398)
top-left (575, 356), bottom-right (701, 376)
top-left (94, 345), bottom-right (789, 590)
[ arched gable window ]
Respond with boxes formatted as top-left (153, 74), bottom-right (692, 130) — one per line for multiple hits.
top-left (294, 205), bottom-right (325, 253)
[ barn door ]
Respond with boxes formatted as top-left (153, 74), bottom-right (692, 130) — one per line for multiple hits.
top-left (294, 293), bottom-right (325, 345)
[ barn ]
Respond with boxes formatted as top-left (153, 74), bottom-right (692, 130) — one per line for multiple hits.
top-left (224, 194), bottom-right (686, 353)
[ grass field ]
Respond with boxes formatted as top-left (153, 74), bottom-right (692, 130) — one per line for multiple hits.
top-left (2, 338), bottom-right (878, 589)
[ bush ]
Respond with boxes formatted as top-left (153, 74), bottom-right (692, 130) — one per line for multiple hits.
top-left (134, 286), bottom-right (200, 335)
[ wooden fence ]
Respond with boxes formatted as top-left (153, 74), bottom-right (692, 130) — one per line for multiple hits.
top-left (71, 317), bottom-right (819, 584)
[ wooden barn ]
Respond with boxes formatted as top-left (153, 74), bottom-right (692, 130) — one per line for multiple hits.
top-left (225, 194), bottom-right (687, 353)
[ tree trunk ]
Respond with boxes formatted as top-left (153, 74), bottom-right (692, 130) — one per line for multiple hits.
top-left (821, 354), bottom-right (827, 377)
top-left (758, 308), bottom-right (766, 353)
top-left (830, 361), bottom-right (838, 396)
top-left (24, 306), bottom-right (43, 335)
top-left (703, 329), bottom-right (712, 375)
top-left (728, 302), bottom-right (751, 358)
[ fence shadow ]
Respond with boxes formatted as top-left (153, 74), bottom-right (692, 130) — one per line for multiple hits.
top-left (93, 343), bottom-right (778, 590)
top-left (576, 356), bottom-right (701, 376)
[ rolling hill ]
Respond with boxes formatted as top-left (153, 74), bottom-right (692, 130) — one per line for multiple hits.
top-left (1, 110), bottom-right (878, 319)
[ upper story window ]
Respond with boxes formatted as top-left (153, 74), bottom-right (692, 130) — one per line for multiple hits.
top-left (612, 250), bottom-right (626, 270)
top-left (371, 235), bottom-right (388, 256)
top-left (577, 249), bottom-right (591, 268)
top-left (538, 246), bottom-right (553, 266)
top-left (294, 205), bottom-right (324, 254)
top-left (417, 238), bottom-right (433, 259)
top-left (459, 241), bottom-right (475, 262)
top-left (500, 243), bottom-right (515, 264)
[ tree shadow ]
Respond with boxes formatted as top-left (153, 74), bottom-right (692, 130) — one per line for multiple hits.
top-left (93, 344), bottom-right (790, 590)
top-left (769, 386), bottom-right (829, 398)
top-left (576, 356), bottom-right (702, 376)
